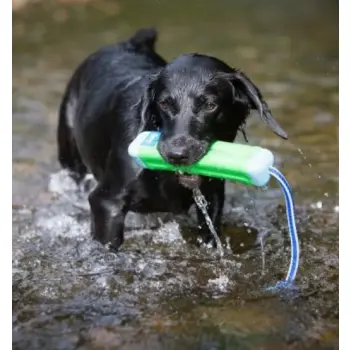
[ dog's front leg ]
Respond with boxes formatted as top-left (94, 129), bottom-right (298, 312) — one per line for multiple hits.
top-left (88, 152), bottom-right (141, 252)
top-left (88, 184), bottom-right (130, 252)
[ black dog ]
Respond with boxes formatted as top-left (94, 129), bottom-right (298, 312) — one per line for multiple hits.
top-left (57, 28), bottom-right (287, 251)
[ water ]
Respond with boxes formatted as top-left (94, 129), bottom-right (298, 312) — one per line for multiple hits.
top-left (13, 0), bottom-right (338, 349)
top-left (192, 188), bottom-right (225, 257)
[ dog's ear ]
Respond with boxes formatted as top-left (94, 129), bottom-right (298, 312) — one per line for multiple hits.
top-left (221, 70), bottom-right (288, 140)
top-left (136, 74), bottom-right (160, 134)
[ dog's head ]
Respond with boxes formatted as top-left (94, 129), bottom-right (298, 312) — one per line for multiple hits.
top-left (137, 54), bottom-right (287, 186)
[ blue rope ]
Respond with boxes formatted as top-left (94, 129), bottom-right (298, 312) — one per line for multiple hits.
top-left (268, 166), bottom-right (300, 286)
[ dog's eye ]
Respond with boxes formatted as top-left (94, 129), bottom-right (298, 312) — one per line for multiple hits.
top-left (159, 100), bottom-right (169, 110)
top-left (204, 102), bottom-right (217, 112)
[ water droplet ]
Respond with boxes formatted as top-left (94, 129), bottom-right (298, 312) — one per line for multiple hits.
top-left (311, 201), bottom-right (323, 209)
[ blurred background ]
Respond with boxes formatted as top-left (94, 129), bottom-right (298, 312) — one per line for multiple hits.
top-left (13, 1), bottom-right (338, 349)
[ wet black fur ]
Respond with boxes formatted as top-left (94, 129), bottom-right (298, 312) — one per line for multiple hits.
top-left (57, 28), bottom-right (287, 251)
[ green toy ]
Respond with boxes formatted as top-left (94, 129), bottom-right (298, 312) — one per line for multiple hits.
top-left (128, 131), bottom-right (274, 186)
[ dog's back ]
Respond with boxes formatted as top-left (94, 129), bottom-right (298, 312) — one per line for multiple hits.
top-left (57, 28), bottom-right (166, 181)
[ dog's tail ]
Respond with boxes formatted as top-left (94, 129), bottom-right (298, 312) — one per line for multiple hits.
top-left (57, 92), bottom-right (88, 183)
top-left (129, 27), bottom-right (158, 51)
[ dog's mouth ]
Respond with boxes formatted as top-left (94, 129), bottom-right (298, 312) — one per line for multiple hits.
top-left (176, 171), bottom-right (202, 189)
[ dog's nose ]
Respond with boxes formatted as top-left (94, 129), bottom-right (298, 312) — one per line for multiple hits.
top-left (166, 148), bottom-right (189, 165)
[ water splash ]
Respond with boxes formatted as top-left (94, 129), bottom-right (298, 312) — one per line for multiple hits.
top-left (294, 146), bottom-right (322, 180)
top-left (192, 188), bottom-right (224, 257)
top-left (296, 147), bottom-right (313, 169)
top-left (48, 169), bottom-right (95, 211)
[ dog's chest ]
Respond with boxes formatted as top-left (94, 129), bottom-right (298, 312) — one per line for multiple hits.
top-left (129, 171), bottom-right (193, 214)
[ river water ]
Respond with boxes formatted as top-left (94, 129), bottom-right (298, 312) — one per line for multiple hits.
top-left (13, 0), bottom-right (338, 349)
